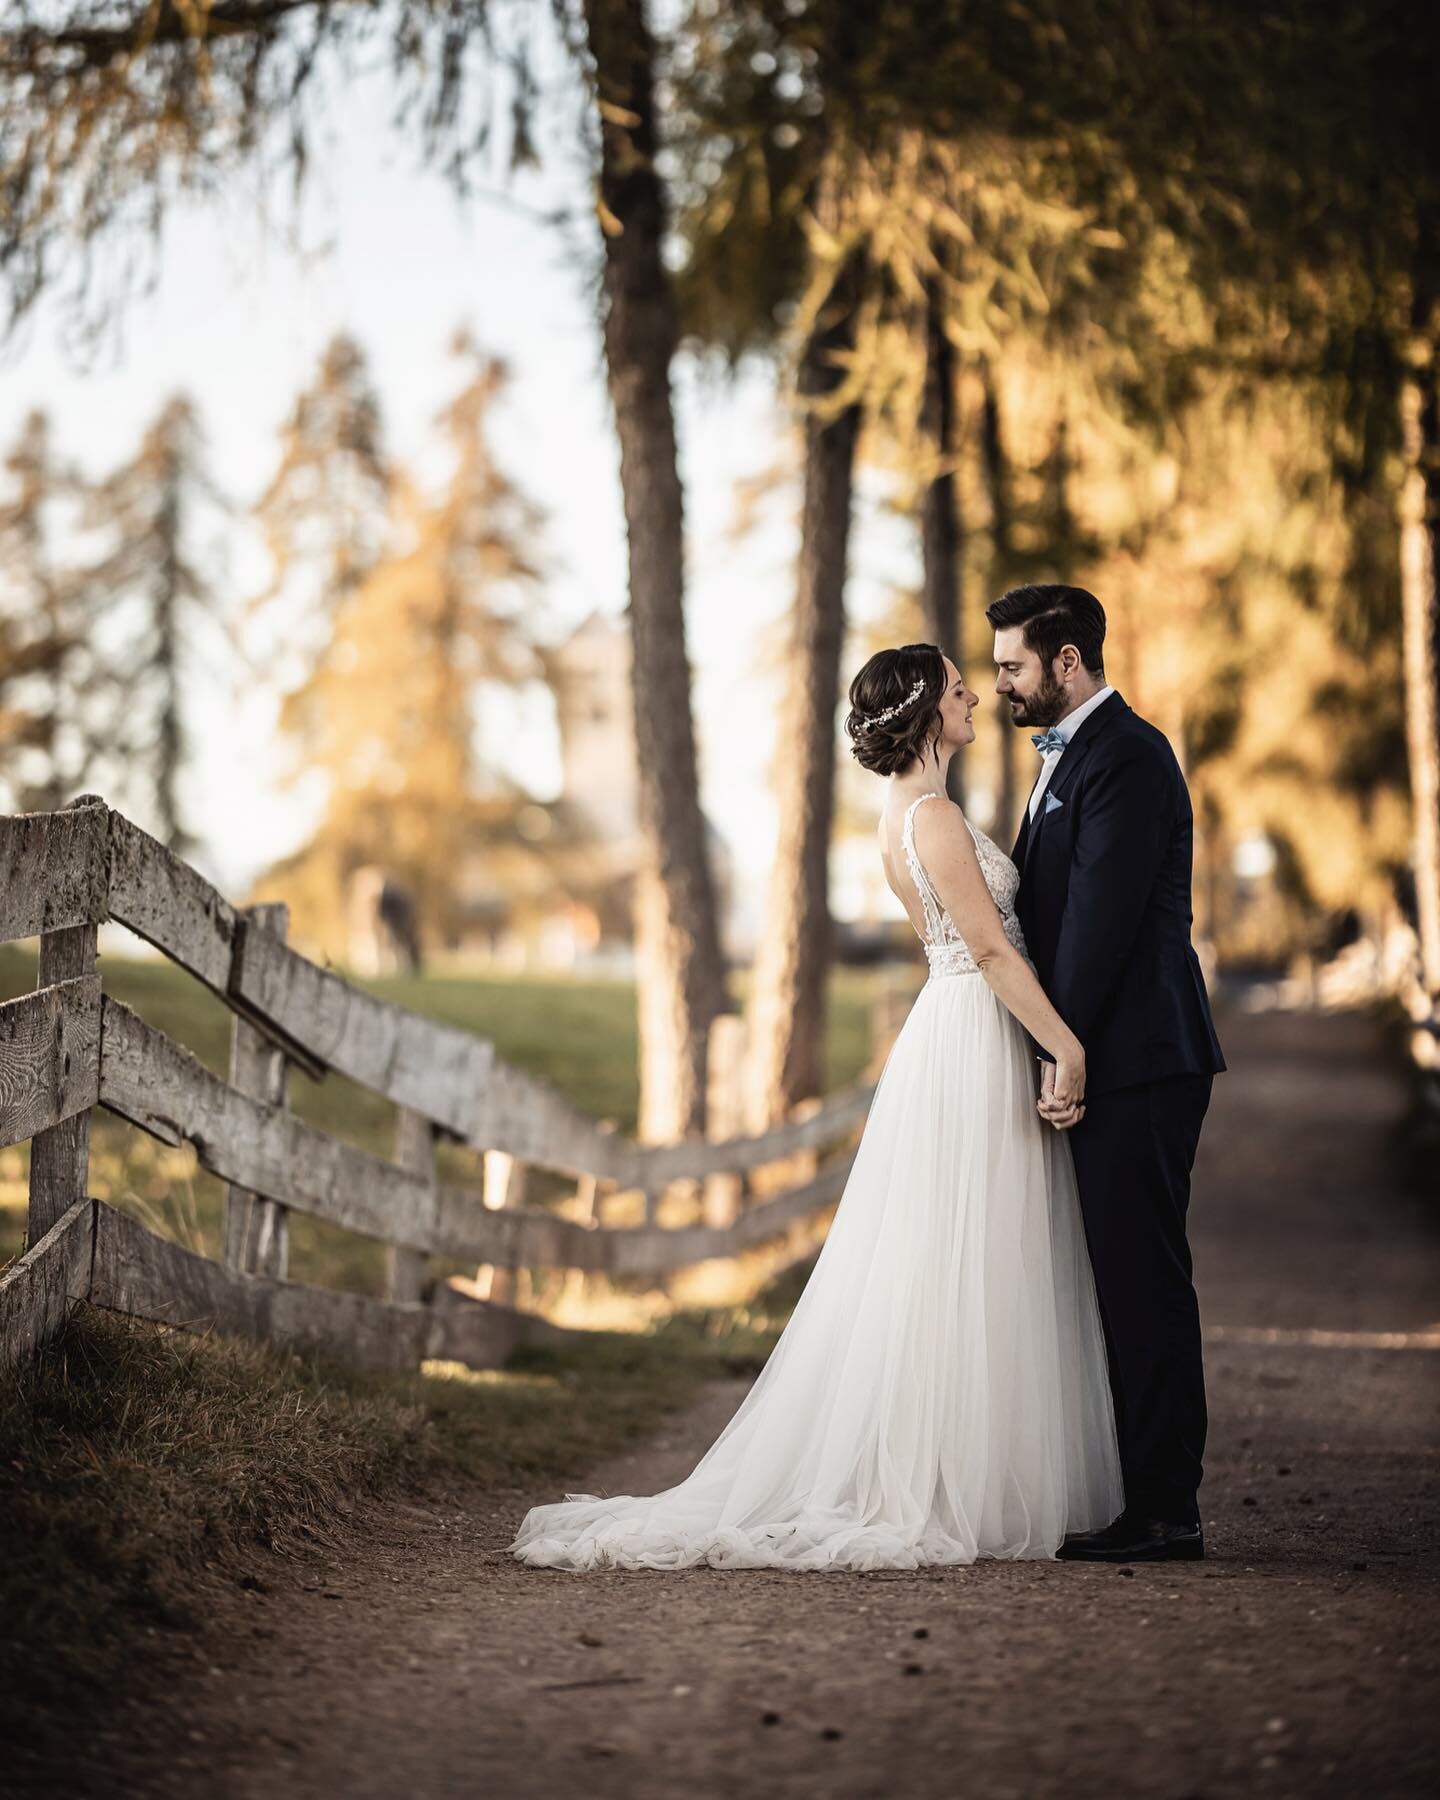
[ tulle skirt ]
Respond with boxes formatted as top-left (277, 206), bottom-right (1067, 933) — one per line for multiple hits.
top-left (508, 971), bottom-right (1123, 1572)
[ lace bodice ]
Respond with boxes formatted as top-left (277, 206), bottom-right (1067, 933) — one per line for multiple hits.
top-left (900, 791), bottom-right (1029, 977)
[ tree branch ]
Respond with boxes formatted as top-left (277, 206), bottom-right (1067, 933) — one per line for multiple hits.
top-left (2, 0), bottom-right (365, 72)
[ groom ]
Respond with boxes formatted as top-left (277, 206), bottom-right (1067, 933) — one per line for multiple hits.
top-left (988, 583), bottom-right (1226, 1563)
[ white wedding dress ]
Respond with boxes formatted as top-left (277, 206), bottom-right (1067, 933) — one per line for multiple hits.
top-left (508, 792), bottom-right (1122, 1572)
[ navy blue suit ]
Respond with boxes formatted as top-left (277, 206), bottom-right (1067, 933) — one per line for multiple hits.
top-left (1013, 691), bottom-right (1225, 1526)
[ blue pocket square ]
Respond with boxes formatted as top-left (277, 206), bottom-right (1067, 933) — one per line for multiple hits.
top-left (1044, 791), bottom-right (1065, 815)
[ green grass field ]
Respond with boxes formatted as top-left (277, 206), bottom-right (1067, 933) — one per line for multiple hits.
top-left (0, 941), bottom-right (887, 1294)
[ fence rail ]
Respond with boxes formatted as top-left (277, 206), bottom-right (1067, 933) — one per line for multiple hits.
top-left (0, 797), bottom-right (879, 1373)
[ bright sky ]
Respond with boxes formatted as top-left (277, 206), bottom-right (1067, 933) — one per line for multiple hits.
top-left (3, 26), bottom-right (917, 942)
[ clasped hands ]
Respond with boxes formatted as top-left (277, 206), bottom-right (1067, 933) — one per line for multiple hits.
top-left (1037, 1057), bottom-right (1086, 1131)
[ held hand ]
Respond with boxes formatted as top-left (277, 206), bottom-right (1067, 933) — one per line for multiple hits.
top-left (1050, 1043), bottom-right (1087, 1112)
top-left (1038, 1094), bottom-right (1086, 1130)
top-left (1037, 1052), bottom-right (1086, 1131)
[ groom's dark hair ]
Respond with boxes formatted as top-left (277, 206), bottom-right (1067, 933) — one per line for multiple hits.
top-left (986, 584), bottom-right (1106, 676)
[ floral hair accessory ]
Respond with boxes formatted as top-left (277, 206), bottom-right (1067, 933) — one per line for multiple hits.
top-left (859, 677), bottom-right (927, 731)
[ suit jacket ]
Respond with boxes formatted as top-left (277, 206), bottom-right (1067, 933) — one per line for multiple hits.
top-left (1013, 692), bottom-right (1226, 1096)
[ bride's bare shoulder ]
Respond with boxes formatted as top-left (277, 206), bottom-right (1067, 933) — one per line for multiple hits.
top-left (909, 791), bottom-right (965, 828)
top-left (910, 795), bottom-right (979, 862)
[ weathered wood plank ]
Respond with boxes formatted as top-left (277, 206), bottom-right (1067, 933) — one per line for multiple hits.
top-left (431, 1152), bottom-right (853, 1275)
top-left (107, 815), bottom-right (328, 1080)
top-left (426, 1278), bottom-right (582, 1368)
top-left (0, 800), bottom-right (109, 944)
top-left (0, 974), bottom-right (101, 1153)
top-left (607, 1156), bottom-right (851, 1274)
top-left (703, 1012), bottom-right (746, 1228)
top-left (462, 1062), bottom-right (870, 1188)
top-left (106, 808), bottom-right (238, 994)
top-left (432, 1185), bottom-right (601, 1269)
top-left (228, 920), bottom-right (485, 1136)
top-left (610, 1082), bottom-right (874, 1186)
top-left (105, 808), bottom-right (873, 1186)
top-left (95, 995), bottom-right (853, 1272)
top-left (475, 1149), bottom-right (527, 1303)
top-left (230, 918), bottom-right (623, 1169)
top-left (21, 804), bottom-right (871, 1189)
top-left (90, 1202), bottom-right (431, 1372)
top-left (467, 1056), bottom-right (632, 1180)
top-left (1, 1193), bottom-right (592, 1376)
top-left (223, 908), bottom-right (871, 1185)
top-left (224, 902), bottom-right (293, 1280)
top-left (98, 997), bottom-right (440, 1251)
top-left (0, 1198), bottom-right (95, 1366)
top-left (387, 1108), bottom-right (434, 1303)
top-left (27, 913), bottom-right (101, 1244)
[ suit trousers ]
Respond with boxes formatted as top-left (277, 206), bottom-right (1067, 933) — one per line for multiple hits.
top-left (1066, 1073), bottom-right (1213, 1527)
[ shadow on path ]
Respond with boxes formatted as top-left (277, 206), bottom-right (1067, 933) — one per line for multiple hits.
top-left (32, 1009), bottom-right (1440, 1799)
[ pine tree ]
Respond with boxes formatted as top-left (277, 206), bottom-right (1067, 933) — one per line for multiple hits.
top-left (66, 395), bottom-right (225, 851)
top-left (252, 336), bottom-right (547, 956)
top-left (249, 332), bottom-right (392, 783)
top-left (0, 411), bottom-right (82, 810)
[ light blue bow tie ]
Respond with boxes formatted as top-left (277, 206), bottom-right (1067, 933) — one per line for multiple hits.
top-left (1031, 727), bottom-right (1067, 756)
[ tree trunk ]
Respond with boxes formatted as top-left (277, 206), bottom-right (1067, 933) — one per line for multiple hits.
top-left (1048, 410), bottom-right (1075, 551)
top-left (155, 479), bottom-right (184, 851)
top-left (919, 273), bottom-right (966, 812)
top-left (1401, 270), bottom-right (1440, 998)
top-left (744, 264), bottom-right (864, 1130)
top-left (920, 278), bottom-right (963, 661)
top-left (583, 0), bottom-right (727, 1140)
top-left (981, 360), bottom-right (1019, 844)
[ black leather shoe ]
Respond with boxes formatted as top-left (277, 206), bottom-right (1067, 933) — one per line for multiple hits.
top-left (1060, 1510), bottom-right (1126, 1552)
top-left (1056, 1514), bottom-right (1204, 1562)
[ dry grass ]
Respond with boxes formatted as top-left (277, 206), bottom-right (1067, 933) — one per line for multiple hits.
top-left (0, 1285), bottom-right (792, 1754)
top-left (0, 943), bottom-right (861, 1752)
top-left (0, 1311), bottom-right (426, 1728)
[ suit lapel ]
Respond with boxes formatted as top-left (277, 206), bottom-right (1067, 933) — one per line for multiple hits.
top-left (1011, 796), bottom-right (1034, 871)
top-left (1019, 692), bottom-right (1129, 863)
top-left (1012, 736), bottom-right (1060, 871)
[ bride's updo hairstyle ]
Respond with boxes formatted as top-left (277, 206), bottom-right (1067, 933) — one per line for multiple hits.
top-left (845, 643), bottom-right (946, 776)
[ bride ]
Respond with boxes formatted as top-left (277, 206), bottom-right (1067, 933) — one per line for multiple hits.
top-left (508, 643), bottom-right (1122, 1571)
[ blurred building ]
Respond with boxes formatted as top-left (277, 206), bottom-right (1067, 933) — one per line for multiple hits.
top-left (433, 610), bottom-right (735, 974)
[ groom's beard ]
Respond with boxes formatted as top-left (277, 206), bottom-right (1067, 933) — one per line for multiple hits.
top-left (1006, 670), bottom-right (1068, 728)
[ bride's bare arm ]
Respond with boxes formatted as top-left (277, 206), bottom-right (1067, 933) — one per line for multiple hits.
top-left (911, 801), bottom-right (1086, 1110)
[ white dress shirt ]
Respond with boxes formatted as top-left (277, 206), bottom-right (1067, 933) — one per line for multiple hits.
top-left (1026, 684), bottom-right (1116, 821)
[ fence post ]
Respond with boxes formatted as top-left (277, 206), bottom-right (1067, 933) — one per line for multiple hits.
top-left (702, 1012), bottom-right (746, 1229)
top-left (574, 1172), bottom-right (601, 1226)
top-left (26, 794), bottom-right (105, 1249)
top-left (388, 1108), bottom-right (434, 1303)
top-left (223, 901), bottom-right (291, 1278)
top-left (476, 1149), bottom-right (526, 1303)
top-left (865, 971), bottom-right (914, 1078)
top-left (557, 1170), bottom-right (598, 1308)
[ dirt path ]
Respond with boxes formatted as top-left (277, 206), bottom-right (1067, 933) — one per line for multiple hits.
top-left (41, 1010), bottom-right (1440, 1797)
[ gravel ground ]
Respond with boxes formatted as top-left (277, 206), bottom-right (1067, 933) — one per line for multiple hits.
top-left (21, 1008), bottom-right (1440, 1799)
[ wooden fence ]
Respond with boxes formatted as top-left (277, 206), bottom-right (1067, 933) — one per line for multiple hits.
top-left (0, 797), bottom-right (882, 1373)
